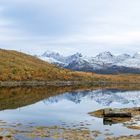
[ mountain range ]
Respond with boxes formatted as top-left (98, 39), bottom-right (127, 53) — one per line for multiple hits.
top-left (1, 49), bottom-right (140, 84)
top-left (38, 51), bottom-right (140, 74)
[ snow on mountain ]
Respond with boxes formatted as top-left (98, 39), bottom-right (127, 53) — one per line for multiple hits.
top-left (133, 52), bottom-right (140, 58)
top-left (116, 54), bottom-right (132, 62)
top-left (117, 53), bottom-right (140, 68)
top-left (117, 57), bottom-right (140, 68)
top-left (65, 53), bottom-right (83, 64)
top-left (37, 51), bottom-right (140, 73)
top-left (38, 56), bottom-right (64, 64)
top-left (41, 51), bottom-right (66, 63)
top-left (39, 51), bottom-right (84, 66)
top-left (94, 51), bottom-right (116, 63)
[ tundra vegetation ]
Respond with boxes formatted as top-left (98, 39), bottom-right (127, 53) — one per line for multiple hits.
top-left (0, 49), bottom-right (140, 85)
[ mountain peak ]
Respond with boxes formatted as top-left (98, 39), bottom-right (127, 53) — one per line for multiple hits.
top-left (38, 51), bottom-right (140, 73)
top-left (65, 52), bottom-right (83, 64)
top-left (42, 51), bottom-right (61, 57)
top-left (96, 51), bottom-right (113, 58)
top-left (116, 53), bottom-right (131, 61)
top-left (71, 52), bottom-right (83, 58)
top-left (133, 52), bottom-right (140, 58)
top-left (95, 51), bottom-right (115, 63)
top-left (41, 51), bottom-right (65, 63)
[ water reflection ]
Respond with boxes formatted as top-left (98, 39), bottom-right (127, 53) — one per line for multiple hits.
top-left (0, 86), bottom-right (92, 111)
top-left (103, 117), bottom-right (131, 125)
top-left (0, 87), bottom-right (140, 111)
top-left (0, 86), bottom-right (140, 138)
top-left (44, 89), bottom-right (140, 106)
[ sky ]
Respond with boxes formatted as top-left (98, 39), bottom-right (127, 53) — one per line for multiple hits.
top-left (0, 0), bottom-right (140, 56)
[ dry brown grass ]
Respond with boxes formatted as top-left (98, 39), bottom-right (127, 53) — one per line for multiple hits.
top-left (0, 49), bottom-right (93, 81)
top-left (0, 49), bottom-right (140, 83)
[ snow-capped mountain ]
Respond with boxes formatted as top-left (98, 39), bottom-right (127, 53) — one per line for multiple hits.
top-left (37, 51), bottom-right (140, 74)
top-left (117, 52), bottom-right (140, 69)
top-left (94, 51), bottom-right (116, 63)
top-left (38, 51), bottom-right (84, 66)
top-left (116, 54), bottom-right (132, 62)
top-left (38, 51), bottom-right (66, 65)
top-left (133, 52), bottom-right (140, 59)
top-left (65, 53), bottom-right (83, 64)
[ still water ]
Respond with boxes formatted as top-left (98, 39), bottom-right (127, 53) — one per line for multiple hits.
top-left (0, 87), bottom-right (140, 139)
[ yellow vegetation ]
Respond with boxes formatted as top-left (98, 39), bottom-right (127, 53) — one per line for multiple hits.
top-left (0, 49), bottom-right (140, 83)
top-left (0, 49), bottom-right (90, 81)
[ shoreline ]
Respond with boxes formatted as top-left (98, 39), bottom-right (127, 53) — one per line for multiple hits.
top-left (0, 80), bottom-right (140, 88)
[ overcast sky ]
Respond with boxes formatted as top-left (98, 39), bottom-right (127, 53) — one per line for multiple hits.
top-left (0, 0), bottom-right (140, 56)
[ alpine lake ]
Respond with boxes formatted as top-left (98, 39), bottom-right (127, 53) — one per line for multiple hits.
top-left (0, 85), bottom-right (140, 140)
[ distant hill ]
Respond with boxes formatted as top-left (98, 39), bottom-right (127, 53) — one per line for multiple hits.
top-left (0, 49), bottom-right (93, 81)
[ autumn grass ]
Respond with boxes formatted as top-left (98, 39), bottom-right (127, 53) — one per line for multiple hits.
top-left (0, 49), bottom-right (140, 84)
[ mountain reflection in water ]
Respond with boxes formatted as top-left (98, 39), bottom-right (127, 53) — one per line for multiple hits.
top-left (0, 87), bottom-right (140, 111)
top-left (43, 89), bottom-right (140, 106)
top-left (0, 86), bottom-right (140, 138)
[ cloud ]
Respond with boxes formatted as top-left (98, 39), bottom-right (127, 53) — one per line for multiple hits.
top-left (0, 0), bottom-right (140, 55)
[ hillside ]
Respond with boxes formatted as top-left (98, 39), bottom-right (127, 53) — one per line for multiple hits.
top-left (0, 49), bottom-right (140, 85)
top-left (0, 49), bottom-right (94, 81)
